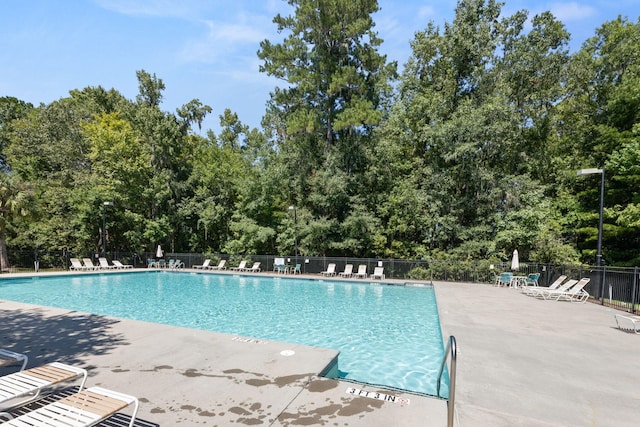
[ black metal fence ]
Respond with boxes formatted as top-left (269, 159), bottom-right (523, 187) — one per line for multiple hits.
top-left (7, 250), bottom-right (640, 314)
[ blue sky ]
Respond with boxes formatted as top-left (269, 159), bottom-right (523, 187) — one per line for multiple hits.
top-left (1, 0), bottom-right (637, 134)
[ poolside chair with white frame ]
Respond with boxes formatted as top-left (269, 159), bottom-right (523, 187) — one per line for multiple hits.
top-left (370, 267), bottom-right (385, 280)
top-left (82, 258), bottom-right (98, 271)
top-left (528, 279), bottom-right (578, 299)
top-left (170, 259), bottom-right (185, 270)
top-left (69, 258), bottom-right (88, 271)
top-left (338, 264), bottom-right (353, 278)
top-left (98, 257), bottom-right (116, 270)
top-left (245, 262), bottom-right (261, 272)
top-left (112, 260), bottom-right (133, 269)
top-left (0, 362), bottom-right (87, 410)
top-left (495, 272), bottom-right (513, 287)
top-left (0, 386), bottom-right (138, 427)
top-left (321, 263), bottom-right (336, 276)
top-left (231, 260), bottom-right (247, 271)
top-left (0, 350), bottom-right (28, 372)
top-left (209, 259), bottom-right (227, 270)
top-left (353, 264), bottom-right (368, 279)
top-left (614, 314), bottom-right (640, 334)
top-left (550, 278), bottom-right (591, 303)
top-left (194, 259), bottom-right (211, 269)
top-left (522, 275), bottom-right (567, 295)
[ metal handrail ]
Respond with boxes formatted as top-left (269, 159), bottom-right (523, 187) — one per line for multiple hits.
top-left (437, 335), bottom-right (457, 427)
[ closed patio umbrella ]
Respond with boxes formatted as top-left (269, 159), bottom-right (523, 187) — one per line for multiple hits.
top-left (156, 245), bottom-right (163, 258)
top-left (511, 249), bottom-right (519, 271)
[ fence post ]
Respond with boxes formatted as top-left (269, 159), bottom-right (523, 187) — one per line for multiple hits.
top-left (632, 266), bottom-right (638, 314)
top-left (598, 265), bottom-right (607, 305)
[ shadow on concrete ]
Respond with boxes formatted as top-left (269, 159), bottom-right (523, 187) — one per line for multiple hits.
top-left (0, 304), bottom-right (128, 367)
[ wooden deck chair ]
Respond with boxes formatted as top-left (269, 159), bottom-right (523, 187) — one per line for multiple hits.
top-left (1, 386), bottom-right (138, 427)
top-left (0, 362), bottom-right (87, 408)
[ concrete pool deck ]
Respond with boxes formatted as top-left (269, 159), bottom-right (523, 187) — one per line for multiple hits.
top-left (1, 270), bottom-right (639, 426)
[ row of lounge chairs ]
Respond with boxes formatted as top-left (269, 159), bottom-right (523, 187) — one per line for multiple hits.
top-left (192, 259), bottom-right (262, 272)
top-left (521, 275), bottom-right (591, 303)
top-left (70, 257), bottom-right (132, 271)
top-left (0, 350), bottom-right (138, 427)
top-left (147, 258), bottom-right (185, 269)
top-left (321, 263), bottom-right (385, 280)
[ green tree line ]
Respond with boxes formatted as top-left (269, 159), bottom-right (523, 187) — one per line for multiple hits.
top-left (1, 0), bottom-right (639, 269)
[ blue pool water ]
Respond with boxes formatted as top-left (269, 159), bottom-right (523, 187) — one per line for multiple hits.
top-left (0, 271), bottom-right (448, 396)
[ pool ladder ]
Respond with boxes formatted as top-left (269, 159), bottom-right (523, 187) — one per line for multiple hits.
top-left (437, 335), bottom-right (457, 427)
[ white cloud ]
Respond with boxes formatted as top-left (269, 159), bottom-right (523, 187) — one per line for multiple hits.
top-left (548, 2), bottom-right (597, 22)
top-left (417, 6), bottom-right (437, 20)
top-left (179, 17), bottom-right (273, 64)
top-left (97, 0), bottom-right (203, 18)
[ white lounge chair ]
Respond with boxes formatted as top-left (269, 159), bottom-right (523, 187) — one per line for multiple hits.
top-left (69, 258), bottom-right (88, 271)
top-left (246, 262), bottom-right (261, 272)
top-left (82, 258), bottom-right (98, 270)
top-left (194, 259), bottom-right (211, 269)
top-left (0, 350), bottom-right (28, 371)
top-left (339, 264), bottom-right (353, 278)
top-left (1, 386), bottom-right (138, 427)
top-left (112, 260), bottom-right (133, 269)
top-left (615, 314), bottom-right (640, 334)
top-left (527, 278), bottom-right (577, 299)
top-left (552, 278), bottom-right (591, 302)
top-left (321, 263), bottom-right (336, 276)
top-left (370, 267), bottom-right (385, 280)
top-left (522, 275), bottom-right (567, 295)
top-left (536, 278), bottom-right (590, 302)
top-left (209, 259), bottom-right (227, 270)
top-left (353, 264), bottom-right (367, 279)
top-left (98, 257), bottom-right (116, 270)
top-left (231, 260), bottom-right (247, 271)
top-left (0, 362), bottom-right (87, 409)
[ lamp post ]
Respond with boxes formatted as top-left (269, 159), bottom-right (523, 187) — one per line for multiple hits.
top-left (576, 168), bottom-right (604, 267)
top-left (102, 201), bottom-right (114, 257)
top-left (577, 168), bottom-right (605, 302)
top-left (288, 205), bottom-right (298, 260)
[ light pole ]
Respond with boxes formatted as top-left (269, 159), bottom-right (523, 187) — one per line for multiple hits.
top-left (288, 205), bottom-right (298, 261)
top-left (576, 168), bottom-right (604, 267)
top-left (102, 201), bottom-right (114, 257)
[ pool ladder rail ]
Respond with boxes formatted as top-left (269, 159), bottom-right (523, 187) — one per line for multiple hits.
top-left (437, 335), bottom-right (457, 427)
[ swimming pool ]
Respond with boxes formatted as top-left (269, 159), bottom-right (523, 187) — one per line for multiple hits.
top-left (0, 271), bottom-right (448, 396)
